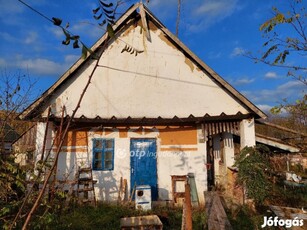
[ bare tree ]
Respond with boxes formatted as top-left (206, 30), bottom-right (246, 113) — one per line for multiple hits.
top-left (0, 70), bottom-right (37, 228)
top-left (0, 70), bottom-right (36, 153)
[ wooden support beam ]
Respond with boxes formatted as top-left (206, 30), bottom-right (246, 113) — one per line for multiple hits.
top-left (256, 120), bottom-right (307, 137)
top-left (139, 3), bottom-right (151, 41)
top-left (40, 107), bottom-right (51, 162)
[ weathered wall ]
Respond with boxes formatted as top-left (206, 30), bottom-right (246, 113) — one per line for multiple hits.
top-left (14, 125), bottom-right (37, 166)
top-left (48, 125), bottom-right (207, 203)
top-left (44, 20), bottom-right (250, 119)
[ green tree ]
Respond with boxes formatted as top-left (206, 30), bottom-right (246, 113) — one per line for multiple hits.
top-left (252, 0), bottom-right (307, 85)
top-left (250, 0), bottom-right (307, 139)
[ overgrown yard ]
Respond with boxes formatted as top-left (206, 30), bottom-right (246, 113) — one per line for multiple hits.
top-left (2, 147), bottom-right (307, 229)
top-left (2, 188), bottom-right (306, 229)
top-left (26, 203), bottom-right (206, 230)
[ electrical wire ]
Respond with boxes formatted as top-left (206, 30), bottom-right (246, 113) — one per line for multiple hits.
top-left (17, 0), bottom-right (54, 24)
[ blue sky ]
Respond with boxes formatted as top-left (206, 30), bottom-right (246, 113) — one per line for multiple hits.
top-left (0, 0), bottom-right (306, 114)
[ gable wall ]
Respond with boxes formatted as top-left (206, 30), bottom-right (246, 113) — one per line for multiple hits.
top-left (44, 20), bottom-right (249, 119)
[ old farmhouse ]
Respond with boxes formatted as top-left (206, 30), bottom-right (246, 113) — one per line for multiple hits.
top-left (19, 3), bottom-right (270, 204)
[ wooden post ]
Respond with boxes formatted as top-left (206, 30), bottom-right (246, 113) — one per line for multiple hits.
top-left (118, 177), bottom-right (123, 203)
top-left (123, 179), bottom-right (127, 202)
top-left (185, 183), bottom-right (192, 230)
top-left (181, 201), bottom-right (186, 230)
top-left (40, 107), bottom-right (51, 162)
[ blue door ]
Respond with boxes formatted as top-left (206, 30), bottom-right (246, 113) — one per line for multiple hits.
top-left (130, 139), bottom-right (158, 200)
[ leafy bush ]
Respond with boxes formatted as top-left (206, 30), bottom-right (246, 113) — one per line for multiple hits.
top-left (0, 154), bottom-right (26, 229)
top-left (234, 145), bottom-right (273, 205)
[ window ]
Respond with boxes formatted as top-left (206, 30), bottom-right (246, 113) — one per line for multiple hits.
top-left (92, 139), bottom-right (114, 170)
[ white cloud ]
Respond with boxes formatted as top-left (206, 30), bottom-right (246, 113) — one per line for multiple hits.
top-left (230, 47), bottom-right (245, 57)
top-left (0, 32), bottom-right (18, 43)
top-left (0, 0), bottom-right (25, 26)
top-left (195, 0), bottom-right (237, 16)
top-left (233, 77), bottom-right (255, 85)
top-left (64, 55), bottom-right (80, 64)
top-left (208, 51), bottom-right (222, 59)
top-left (187, 0), bottom-right (239, 31)
top-left (149, 0), bottom-right (240, 32)
top-left (18, 58), bottom-right (65, 76)
top-left (0, 31), bottom-right (38, 45)
top-left (24, 31), bottom-right (38, 44)
top-left (0, 1), bottom-right (24, 14)
top-left (71, 20), bottom-right (106, 39)
top-left (278, 80), bottom-right (303, 91)
top-left (147, 0), bottom-right (177, 8)
top-left (48, 26), bottom-right (64, 39)
top-left (241, 80), bottom-right (306, 105)
top-left (0, 52), bottom-right (80, 77)
top-left (256, 104), bottom-right (272, 113)
top-left (47, 20), bottom-right (104, 42)
top-left (264, 71), bottom-right (278, 79)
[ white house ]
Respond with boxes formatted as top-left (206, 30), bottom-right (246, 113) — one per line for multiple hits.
top-left (19, 3), bottom-right (267, 204)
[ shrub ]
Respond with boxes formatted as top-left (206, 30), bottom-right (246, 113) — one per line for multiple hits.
top-left (234, 145), bottom-right (273, 205)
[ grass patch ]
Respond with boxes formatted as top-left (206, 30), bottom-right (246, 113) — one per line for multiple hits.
top-left (37, 203), bottom-right (206, 230)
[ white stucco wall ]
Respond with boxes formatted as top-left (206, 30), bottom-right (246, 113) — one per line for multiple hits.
top-left (52, 125), bottom-right (207, 203)
top-left (240, 118), bottom-right (256, 148)
top-left (35, 122), bottom-right (55, 166)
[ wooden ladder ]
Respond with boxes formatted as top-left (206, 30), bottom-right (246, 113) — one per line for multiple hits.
top-left (171, 175), bottom-right (188, 203)
top-left (76, 167), bottom-right (97, 206)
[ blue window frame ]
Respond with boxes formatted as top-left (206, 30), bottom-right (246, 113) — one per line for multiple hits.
top-left (92, 138), bottom-right (114, 171)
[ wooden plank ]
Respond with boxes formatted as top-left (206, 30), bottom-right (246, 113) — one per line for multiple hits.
top-left (205, 192), bottom-right (233, 230)
top-left (226, 122), bottom-right (230, 133)
top-left (139, 3), bottom-right (151, 41)
top-left (208, 123), bottom-right (212, 136)
top-left (185, 183), bottom-right (192, 230)
top-left (201, 123), bottom-right (208, 142)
